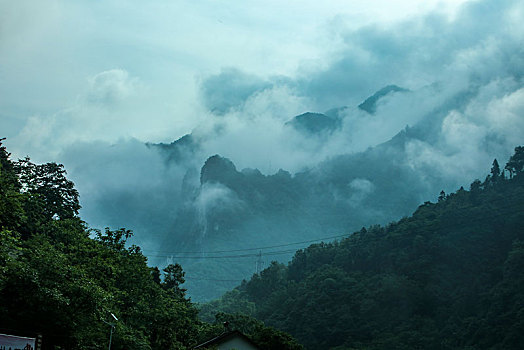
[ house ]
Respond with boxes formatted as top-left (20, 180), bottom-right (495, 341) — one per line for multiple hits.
top-left (193, 330), bottom-right (261, 350)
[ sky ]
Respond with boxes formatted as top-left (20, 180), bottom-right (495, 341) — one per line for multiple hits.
top-left (2, 0), bottom-right (524, 252)
top-left (1, 0), bottom-right (472, 161)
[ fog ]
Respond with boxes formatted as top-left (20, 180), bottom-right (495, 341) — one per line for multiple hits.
top-left (1, 0), bottom-right (523, 300)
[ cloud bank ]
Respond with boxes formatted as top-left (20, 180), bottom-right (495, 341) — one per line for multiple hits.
top-left (1, 0), bottom-right (523, 276)
top-left (189, 0), bottom-right (524, 177)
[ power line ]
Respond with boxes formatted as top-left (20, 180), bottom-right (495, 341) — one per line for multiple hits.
top-left (142, 188), bottom-right (523, 259)
top-left (143, 187), bottom-right (523, 259)
top-left (185, 277), bottom-right (243, 282)
top-left (163, 193), bottom-right (524, 284)
top-left (142, 233), bottom-right (351, 256)
top-left (144, 192), bottom-right (523, 287)
top-left (157, 249), bottom-right (299, 260)
top-left (156, 196), bottom-right (524, 263)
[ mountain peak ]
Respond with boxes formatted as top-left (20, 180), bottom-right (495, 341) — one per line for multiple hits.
top-left (358, 85), bottom-right (408, 114)
top-left (285, 112), bottom-right (341, 134)
top-left (200, 155), bottom-right (238, 185)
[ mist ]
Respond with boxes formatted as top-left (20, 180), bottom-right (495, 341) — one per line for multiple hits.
top-left (2, 0), bottom-right (523, 300)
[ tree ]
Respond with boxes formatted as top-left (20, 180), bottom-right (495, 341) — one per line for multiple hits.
top-left (0, 139), bottom-right (24, 231)
top-left (163, 263), bottom-right (187, 298)
top-left (151, 266), bottom-right (161, 284)
top-left (204, 151), bottom-right (524, 349)
top-left (505, 146), bottom-right (524, 179)
top-left (470, 179), bottom-right (482, 192)
top-left (491, 159), bottom-right (501, 182)
top-left (213, 312), bottom-right (303, 350)
top-left (0, 138), bottom-right (19, 190)
top-left (0, 142), bottom-right (213, 349)
top-left (15, 158), bottom-right (80, 220)
top-left (95, 227), bottom-right (133, 250)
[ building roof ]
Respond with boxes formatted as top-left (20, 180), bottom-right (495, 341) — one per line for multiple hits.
top-left (193, 330), bottom-right (260, 349)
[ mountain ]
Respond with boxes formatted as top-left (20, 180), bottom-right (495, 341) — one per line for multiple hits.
top-left (152, 85), bottom-right (490, 301)
top-left (285, 112), bottom-right (341, 134)
top-left (160, 134), bottom-right (453, 300)
top-left (199, 149), bottom-right (524, 349)
top-left (147, 133), bottom-right (199, 163)
top-left (358, 84), bottom-right (408, 114)
top-left (76, 84), bottom-right (509, 302)
top-left (0, 140), bottom-right (303, 350)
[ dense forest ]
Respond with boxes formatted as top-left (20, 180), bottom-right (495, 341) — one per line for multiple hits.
top-left (3, 136), bottom-right (524, 349)
top-left (200, 147), bottom-right (524, 349)
top-left (0, 138), bottom-right (302, 350)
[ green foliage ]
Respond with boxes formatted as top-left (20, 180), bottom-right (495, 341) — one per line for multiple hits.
top-left (505, 146), bottom-right (524, 178)
top-left (162, 263), bottom-right (187, 298)
top-left (15, 157), bottom-right (80, 221)
top-left (0, 140), bottom-right (215, 349)
top-left (208, 313), bottom-right (303, 350)
top-left (202, 147), bottom-right (524, 349)
top-left (198, 289), bottom-right (256, 323)
top-left (0, 216), bottom-right (206, 349)
top-left (170, 139), bottom-right (434, 302)
top-left (491, 158), bottom-right (501, 180)
top-left (0, 140), bottom-right (25, 232)
top-left (0, 139), bottom-right (302, 349)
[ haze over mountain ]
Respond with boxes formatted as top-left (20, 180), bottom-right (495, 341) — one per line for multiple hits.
top-left (1, 0), bottom-right (524, 300)
top-left (199, 153), bottom-right (524, 349)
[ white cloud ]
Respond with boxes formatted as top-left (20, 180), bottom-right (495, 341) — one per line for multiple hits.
top-left (86, 69), bottom-right (139, 105)
top-left (195, 182), bottom-right (243, 214)
top-left (1, 0), bottom-right (471, 161)
top-left (403, 79), bottom-right (524, 187)
top-left (2, 0), bottom-right (523, 245)
top-left (194, 182), bottom-right (244, 240)
top-left (9, 68), bottom-right (196, 161)
top-left (348, 178), bottom-right (376, 205)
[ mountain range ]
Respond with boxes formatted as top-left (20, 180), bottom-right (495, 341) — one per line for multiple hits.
top-left (142, 83), bottom-right (498, 301)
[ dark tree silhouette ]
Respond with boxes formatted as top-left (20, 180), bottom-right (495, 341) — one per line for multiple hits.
top-left (491, 158), bottom-right (501, 181)
top-left (15, 157), bottom-right (80, 220)
top-left (163, 263), bottom-right (187, 298)
top-left (505, 146), bottom-right (524, 178)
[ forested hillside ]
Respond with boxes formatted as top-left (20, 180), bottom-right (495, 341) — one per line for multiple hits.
top-left (3, 136), bottom-right (524, 349)
top-left (0, 139), bottom-right (302, 350)
top-left (200, 147), bottom-right (524, 350)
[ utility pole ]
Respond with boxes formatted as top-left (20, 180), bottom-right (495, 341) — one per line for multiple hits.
top-left (108, 324), bottom-right (114, 350)
top-left (255, 251), bottom-right (264, 274)
top-left (103, 312), bottom-right (118, 350)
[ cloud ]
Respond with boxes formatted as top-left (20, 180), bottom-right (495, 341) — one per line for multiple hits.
top-left (195, 182), bottom-right (243, 215)
top-left (349, 178), bottom-right (375, 192)
top-left (194, 83), bottom-right (317, 173)
top-left (193, 182), bottom-right (244, 241)
top-left (200, 68), bottom-right (273, 115)
top-left (59, 138), bottom-right (186, 250)
top-left (289, 0), bottom-right (524, 111)
top-left (86, 69), bottom-right (140, 106)
top-left (9, 68), bottom-right (187, 161)
top-left (51, 0), bottom-right (522, 236)
top-left (404, 79), bottom-right (524, 187)
top-left (348, 178), bottom-right (375, 205)
top-left (2, 0), bottom-right (523, 274)
top-left (202, 0), bottom-right (521, 159)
